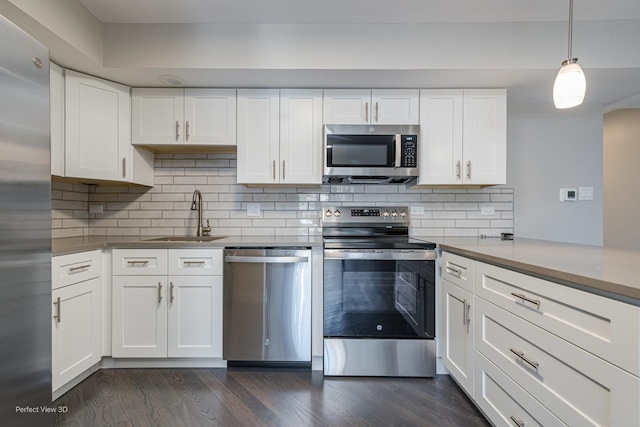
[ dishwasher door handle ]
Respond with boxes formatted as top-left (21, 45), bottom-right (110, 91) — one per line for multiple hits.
top-left (224, 255), bottom-right (309, 264)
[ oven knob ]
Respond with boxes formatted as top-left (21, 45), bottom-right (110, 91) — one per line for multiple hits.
top-left (324, 210), bottom-right (332, 217)
top-left (334, 210), bottom-right (341, 217)
top-left (382, 210), bottom-right (390, 218)
top-left (391, 210), bottom-right (398, 218)
top-left (399, 210), bottom-right (407, 218)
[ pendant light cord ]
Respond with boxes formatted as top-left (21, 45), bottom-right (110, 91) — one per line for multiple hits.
top-left (567, 0), bottom-right (574, 60)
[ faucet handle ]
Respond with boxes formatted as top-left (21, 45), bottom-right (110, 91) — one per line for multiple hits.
top-left (201, 219), bottom-right (212, 236)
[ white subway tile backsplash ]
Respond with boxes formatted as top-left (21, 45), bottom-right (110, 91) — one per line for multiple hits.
top-left (52, 153), bottom-right (514, 239)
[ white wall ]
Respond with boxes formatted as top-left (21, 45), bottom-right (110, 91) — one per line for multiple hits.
top-left (603, 109), bottom-right (640, 250)
top-left (507, 104), bottom-right (604, 245)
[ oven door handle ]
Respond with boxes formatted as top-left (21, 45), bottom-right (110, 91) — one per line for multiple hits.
top-left (323, 250), bottom-right (436, 261)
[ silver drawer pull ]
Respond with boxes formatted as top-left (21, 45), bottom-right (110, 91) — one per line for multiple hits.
top-left (127, 260), bottom-right (150, 266)
top-left (510, 415), bottom-right (525, 427)
top-left (446, 266), bottom-right (462, 277)
top-left (53, 297), bottom-right (61, 323)
top-left (182, 260), bottom-right (206, 265)
top-left (68, 264), bottom-right (91, 272)
top-left (511, 292), bottom-right (541, 309)
top-left (510, 348), bottom-right (539, 371)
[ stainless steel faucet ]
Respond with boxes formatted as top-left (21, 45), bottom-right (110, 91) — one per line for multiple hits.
top-left (190, 189), bottom-right (211, 237)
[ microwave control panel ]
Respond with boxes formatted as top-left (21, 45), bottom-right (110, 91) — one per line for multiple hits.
top-left (400, 135), bottom-right (417, 168)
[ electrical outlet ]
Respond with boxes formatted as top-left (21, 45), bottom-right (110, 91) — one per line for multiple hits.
top-left (410, 206), bottom-right (425, 215)
top-left (89, 204), bottom-right (104, 214)
top-left (247, 203), bottom-right (261, 217)
top-left (480, 206), bottom-right (495, 216)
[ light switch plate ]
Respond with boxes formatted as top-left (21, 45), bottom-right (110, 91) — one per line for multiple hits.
top-left (579, 186), bottom-right (594, 201)
top-left (559, 188), bottom-right (578, 202)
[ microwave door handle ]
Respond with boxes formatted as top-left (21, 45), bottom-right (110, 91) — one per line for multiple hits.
top-left (394, 134), bottom-right (402, 168)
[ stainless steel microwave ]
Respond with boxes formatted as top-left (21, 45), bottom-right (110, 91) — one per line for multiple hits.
top-left (323, 124), bottom-right (419, 184)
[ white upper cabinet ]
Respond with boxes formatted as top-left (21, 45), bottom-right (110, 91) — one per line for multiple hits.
top-left (64, 70), bottom-right (132, 182)
top-left (418, 89), bottom-right (506, 186)
top-left (131, 88), bottom-right (236, 146)
top-left (237, 89), bottom-right (323, 185)
top-left (323, 89), bottom-right (419, 125)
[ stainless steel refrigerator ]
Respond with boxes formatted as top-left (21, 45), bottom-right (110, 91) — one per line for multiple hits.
top-left (0, 13), bottom-right (52, 427)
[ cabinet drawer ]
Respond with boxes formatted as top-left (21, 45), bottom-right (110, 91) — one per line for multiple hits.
top-left (112, 249), bottom-right (168, 275)
top-left (475, 261), bottom-right (640, 376)
top-left (52, 250), bottom-right (102, 289)
top-left (475, 297), bottom-right (640, 427)
top-left (440, 251), bottom-right (473, 292)
top-left (474, 351), bottom-right (566, 427)
top-left (168, 249), bottom-right (222, 276)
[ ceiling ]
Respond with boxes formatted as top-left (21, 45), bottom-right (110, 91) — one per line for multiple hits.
top-left (7, 0), bottom-right (640, 108)
top-left (77, 0), bottom-right (640, 24)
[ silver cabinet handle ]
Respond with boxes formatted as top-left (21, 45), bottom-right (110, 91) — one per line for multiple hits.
top-left (186, 120), bottom-right (190, 141)
top-left (446, 265), bottom-right (462, 277)
top-left (467, 161), bottom-right (471, 180)
top-left (463, 299), bottom-right (470, 326)
top-left (183, 260), bottom-right (205, 265)
top-left (69, 264), bottom-right (91, 272)
top-left (170, 282), bottom-right (175, 303)
top-left (375, 101), bottom-right (379, 122)
top-left (510, 416), bottom-right (525, 427)
top-left (53, 297), bottom-right (61, 323)
top-left (511, 292), bottom-right (541, 309)
top-left (127, 260), bottom-right (150, 266)
top-left (272, 160), bottom-right (276, 180)
top-left (175, 120), bottom-right (180, 141)
top-left (122, 157), bottom-right (126, 178)
top-left (157, 282), bottom-right (163, 304)
top-left (456, 161), bottom-right (461, 180)
top-left (282, 160), bottom-right (285, 181)
top-left (225, 256), bottom-right (309, 264)
top-left (510, 348), bottom-right (539, 371)
top-left (365, 102), bottom-right (369, 123)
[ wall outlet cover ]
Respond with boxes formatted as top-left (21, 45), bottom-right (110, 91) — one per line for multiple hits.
top-left (247, 203), bottom-right (261, 217)
top-left (410, 206), bottom-right (425, 215)
top-left (480, 206), bottom-right (495, 215)
top-left (89, 204), bottom-right (104, 214)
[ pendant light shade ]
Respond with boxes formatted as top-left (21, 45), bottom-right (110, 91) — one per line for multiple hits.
top-left (553, 59), bottom-right (586, 109)
top-left (553, 0), bottom-right (586, 109)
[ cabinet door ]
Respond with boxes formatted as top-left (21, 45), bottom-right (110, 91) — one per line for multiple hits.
top-left (418, 89), bottom-right (464, 185)
top-left (112, 276), bottom-right (168, 358)
top-left (167, 275), bottom-right (223, 358)
top-left (371, 89), bottom-right (419, 124)
top-left (184, 89), bottom-right (236, 145)
top-left (50, 62), bottom-right (65, 177)
top-left (280, 89), bottom-right (323, 184)
top-left (65, 70), bottom-right (131, 181)
top-left (323, 89), bottom-right (370, 124)
top-left (131, 88), bottom-right (184, 145)
top-left (462, 89), bottom-right (507, 185)
top-left (237, 89), bottom-right (280, 184)
top-left (440, 278), bottom-right (474, 395)
top-left (52, 278), bottom-right (101, 392)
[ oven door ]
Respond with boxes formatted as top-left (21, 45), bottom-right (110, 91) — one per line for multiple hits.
top-left (323, 249), bottom-right (435, 339)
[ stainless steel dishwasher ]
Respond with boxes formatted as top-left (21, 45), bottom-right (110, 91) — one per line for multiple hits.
top-left (223, 248), bottom-right (311, 366)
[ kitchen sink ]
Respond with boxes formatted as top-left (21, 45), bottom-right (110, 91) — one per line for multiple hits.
top-left (144, 236), bottom-right (225, 242)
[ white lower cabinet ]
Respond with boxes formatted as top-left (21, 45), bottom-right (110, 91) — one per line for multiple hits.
top-left (440, 250), bottom-right (640, 427)
top-left (52, 277), bottom-right (101, 392)
top-left (112, 249), bottom-right (223, 358)
top-left (440, 278), bottom-right (474, 395)
top-left (52, 250), bottom-right (102, 394)
top-left (474, 351), bottom-right (566, 427)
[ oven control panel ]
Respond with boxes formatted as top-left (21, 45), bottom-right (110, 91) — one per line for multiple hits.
top-left (322, 206), bottom-right (409, 224)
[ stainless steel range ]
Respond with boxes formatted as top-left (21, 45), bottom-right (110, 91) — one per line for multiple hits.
top-left (322, 206), bottom-right (437, 377)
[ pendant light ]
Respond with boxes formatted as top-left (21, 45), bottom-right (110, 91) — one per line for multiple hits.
top-left (553, 0), bottom-right (586, 109)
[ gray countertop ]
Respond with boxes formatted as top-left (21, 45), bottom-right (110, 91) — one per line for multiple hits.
top-left (433, 237), bottom-right (640, 304)
top-left (52, 235), bottom-right (323, 255)
top-left (52, 235), bottom-right (640, 305)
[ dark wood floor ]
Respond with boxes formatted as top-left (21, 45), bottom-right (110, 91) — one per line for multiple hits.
top-left (53, 368), bottom-right (489, 427)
